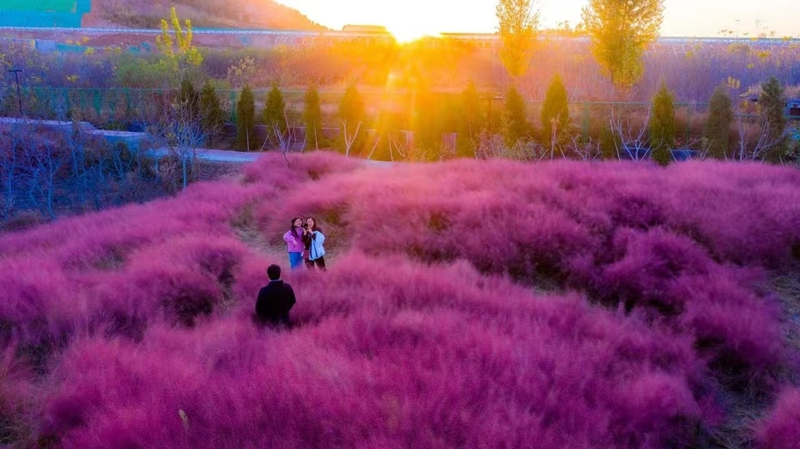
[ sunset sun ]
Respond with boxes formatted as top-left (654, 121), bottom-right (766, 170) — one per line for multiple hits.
top-left (386, 21), bottom-right (435, 43)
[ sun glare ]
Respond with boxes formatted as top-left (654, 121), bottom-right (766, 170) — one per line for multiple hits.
top-left (386, 22), bottom-right (436, 43)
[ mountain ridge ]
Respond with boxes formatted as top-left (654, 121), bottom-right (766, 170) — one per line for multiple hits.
top-left (83, 0), bottom-right (327, 30)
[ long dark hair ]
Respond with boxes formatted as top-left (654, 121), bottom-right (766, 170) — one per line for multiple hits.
top-left (305, 216), bottom-right (322, 233)
top-left (290, 216), bottom-right (303, 238)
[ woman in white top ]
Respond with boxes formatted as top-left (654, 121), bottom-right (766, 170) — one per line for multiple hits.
top-left (302, 216), bottom-right (326, 270)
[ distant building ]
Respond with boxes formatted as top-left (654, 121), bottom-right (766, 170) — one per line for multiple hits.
top-left (742, 91), bottom-right (800, 118)
top-left (0, 0), bottom-right (91, 28)
top-left (341, 25), bottom-right (389, 34)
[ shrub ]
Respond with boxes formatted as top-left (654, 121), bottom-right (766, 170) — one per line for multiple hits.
top-left (337, 84), bottom-right (366, 155)
top-left (455, 81), bottom-right (486, 158)
top-left (235, 86), bottom-right (256, 151)
top-left (303, 85), bottom-right (323, 150)
top-left (262, 84), bottom-right (287, 135)
top-left (541, 74), bottom-right (570, 146)
top-left (705, 85), bottom-right (733, 159)
top-left (650, 82), bottom-right (676, 166)
top-left (503, 85), bottom-right (530, 147)
top-left (199, 80), bottom-right (226, 141)
top-left (759, 76), bottom-right (788, 161)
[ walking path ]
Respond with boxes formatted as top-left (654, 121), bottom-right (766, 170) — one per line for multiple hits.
top-left (1, 117), bottom-right (397, 166)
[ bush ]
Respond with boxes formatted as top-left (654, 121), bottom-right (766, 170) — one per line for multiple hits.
top-left (303, 85), bottom-right (323, 150)
top-left (262, 84), bottom-right (287, 135)
top-left (705, 85), bottom-right (733, 159)
top-left (541, 74), bottom-right (570, 146)
top-left (455, 81), bottom-right (486, 158)
top-left (503, 85), bottom-right (530, 147)
top-left (650, 82), bottom-right (676, 166)
top-left (337, 84), bottom-right (366, 155)
top-left (235, 86), bottom-right (256, 151)
top-left (759, 76), bottom-right (788, 161)
top-left (199, 80), bottom-right (226, 141)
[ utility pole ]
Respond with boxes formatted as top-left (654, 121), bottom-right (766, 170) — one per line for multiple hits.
top-left (8, 69), bottom-right (24, 116)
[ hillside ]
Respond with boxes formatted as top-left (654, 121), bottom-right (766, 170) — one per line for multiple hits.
top-left (83, 0), bottom-right (326, 30)
top-left (1, 154), bottom-right (800, 447)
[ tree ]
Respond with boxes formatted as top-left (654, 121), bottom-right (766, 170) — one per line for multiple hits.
top-left (156, 7), bottom-right (203, 74)
top-left (503, 85), bottom-right (530, 147)
top-left (705, 85), bottom-right (733, 159)
top-left (412, 87), bottom-right (444, 157)
top-left (496, 0), bottom-right (540, 78)
top-left (541, 74), bottom-right (570, 157)
top-left (236, 86), bottom-right (256, 151)
top-left (456, 81), bottom-right (487, 157)
top-left (178, 76), bottom-right (200, 124)
top-left (650, 82), bottom-right (675, 166)
top-left (263, 84), bottom-right (287, 137)
top-left (759, 76), bottom-right (787, 160)
top-left (199, 80), bottom-right (226, 144)
top-left (581, 0), bottom-right (665, 95)
top-left (734, 77), bottom-right (790, 162)
top-left (338, 85), bottom-right (365, 157)
top-left (303, 85), bottom-right (323, 150)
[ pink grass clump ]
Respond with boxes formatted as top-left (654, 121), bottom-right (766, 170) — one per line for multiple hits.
top-left (0, 153), bottom-right (799, 447)
top-left (41, 254), bottom-right (705, 449)
top-left (273, 159), bottom-right (797, 372)
top-left (755, 388), bottom-right (800, 449)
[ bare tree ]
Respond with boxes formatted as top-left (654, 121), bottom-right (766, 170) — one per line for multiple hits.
top-left (388, 130), bottom-right (412, 162)
top-left (145, 86), bottom-right (217, 190)
top-left (564, 135), bottom-right (602, 161)
top-left (475, 132), bottom-right (547, 162)
top-left (734, 108), bottom-right (791, 162)
top-left (609, 109), bottom-right (653, 161)
top-left (341, 121), bottom-right (362, 158)
top-left (364, 130), bottom-right (382, 161)
top-left (0, 119), bottom-right (25, 219)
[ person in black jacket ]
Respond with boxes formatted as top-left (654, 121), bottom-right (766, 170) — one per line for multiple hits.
top-left (255, 265), bottom-right (297, 328)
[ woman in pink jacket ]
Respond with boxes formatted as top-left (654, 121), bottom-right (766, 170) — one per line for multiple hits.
top-left (283, 217), bottom-right (305, 270)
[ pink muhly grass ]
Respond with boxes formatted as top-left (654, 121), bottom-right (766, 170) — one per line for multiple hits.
top-left (0, 153), bottom-right (798, 447)
top-left (42, 254), bottom-right (704, 449)
top-left (755, 388), bottom-right (800, 449)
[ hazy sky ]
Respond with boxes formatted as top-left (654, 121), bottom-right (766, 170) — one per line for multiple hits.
top-left (277, 0), bottom-right (799, 41)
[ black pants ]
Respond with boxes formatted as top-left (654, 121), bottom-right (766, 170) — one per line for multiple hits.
top-left (305, 256), bottom-right (326, 270)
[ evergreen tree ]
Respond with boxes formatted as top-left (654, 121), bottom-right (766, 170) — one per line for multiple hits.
top-left (338, 85), bottom-right (365, 155)
top-left (303, 85), bottom-right (323, 150)
top-left (413, 87), bottom-right (441, 154)
top-left (199, 80), bottom-right (226, 141)
top-left (503, 85), bottom-right (529, 147)
top-left (263, 84), bottom-right (287, 134)
top-left (456, 82), bottom-right (487, 157)
top-left (236, 86), bottom-right (256, 151)
top-left (541, 74), bottom-right (570, 147)
top-left (759, 76), bottom-right (787, 160)
top-left (338, 84), bottom-right (365, 126)
top-left (178, 76), bottom-right (200, 123)
top-left (704, 85), bottom-right (733, 159)
top-left (650, 82), bottom-right (675, 166)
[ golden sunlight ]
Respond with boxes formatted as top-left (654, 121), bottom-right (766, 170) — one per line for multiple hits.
top-left (386, 22), bottom-right (436, 43)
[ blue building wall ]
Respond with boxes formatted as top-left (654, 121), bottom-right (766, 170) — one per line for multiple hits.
top-left (0, 0), bottom-right (91, 28)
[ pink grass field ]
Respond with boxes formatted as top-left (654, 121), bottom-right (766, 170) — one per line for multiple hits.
top-left (1, 152), bottom-right (799, 448)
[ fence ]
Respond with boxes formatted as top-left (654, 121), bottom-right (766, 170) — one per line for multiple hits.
top-left (1, 87), bottom-right (797, 143)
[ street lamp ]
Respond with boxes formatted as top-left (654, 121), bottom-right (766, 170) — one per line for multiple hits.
top-left (7, 68), bottom-right (24, 116)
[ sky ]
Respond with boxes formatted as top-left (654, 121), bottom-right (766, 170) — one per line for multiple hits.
top-left (277, 0), bottom-right (799, 41)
